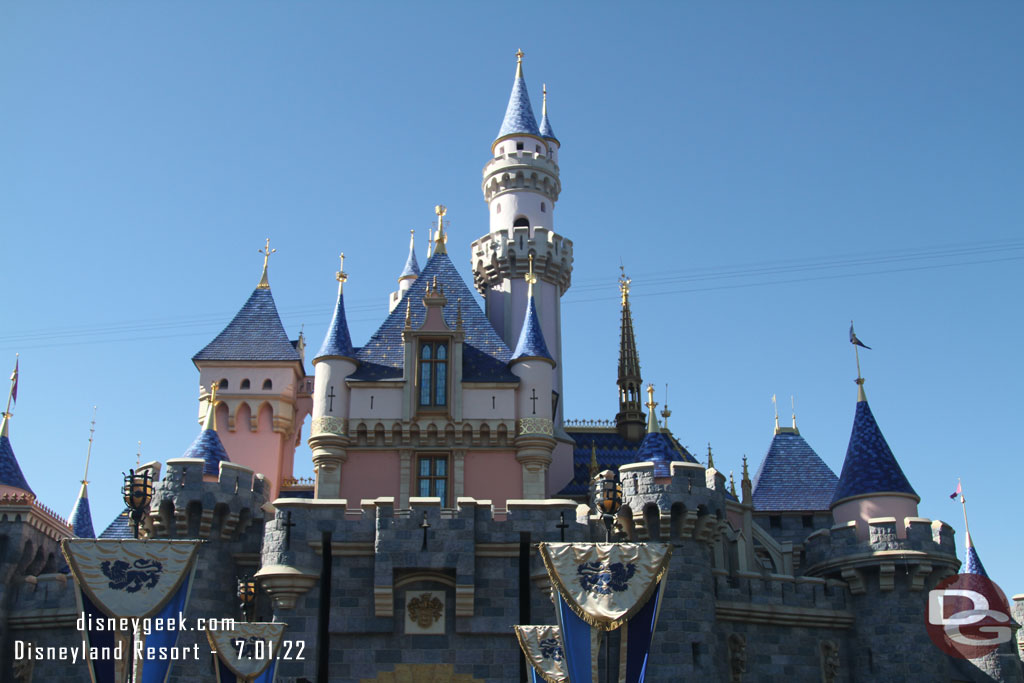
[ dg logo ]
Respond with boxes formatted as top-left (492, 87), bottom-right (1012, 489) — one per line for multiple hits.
top-left (926, 573), bottom-right (1013, 659)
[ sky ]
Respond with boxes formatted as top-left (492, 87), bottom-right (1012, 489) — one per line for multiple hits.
top-left (1, 3), bottom-right (1022, 593)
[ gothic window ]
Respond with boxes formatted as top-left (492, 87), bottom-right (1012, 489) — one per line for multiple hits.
top-left (417, 455), bottom-right (449, 506)
top-left (262, 379), bottom-right (273, 390)
top-left (240, 379), bottom-right (250, 390)
top-left (418, 341), bottom-right (448, 408)
top-left (513, 217), bottom-right (529, 228)
top-left (218, 378), bottom-right (228, 390)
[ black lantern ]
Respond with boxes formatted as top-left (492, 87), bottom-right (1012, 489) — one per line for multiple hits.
top-left (238, 576), bottom-right (257, 622)
top-left (595, 469), bottom-right (622, 543)
top-left (122, 468), bottom-right (153, 539)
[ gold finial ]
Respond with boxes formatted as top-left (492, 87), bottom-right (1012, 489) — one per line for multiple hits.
top-left (81, 405), bottom-right (97, 487)
top-left (729, 471), bottom-right (737, 498)
top-left (4, 353), bottom-right (18, 420)
top-left (589, 440), bottom-right (599, 479)
top-left (850, 320), bottom-right (869, 401)
top-left (409, 229), bottom-right (416, 251)
top-left (336, 252), bottom-right (348, 292)
top-left (618, 265), bottom-right (631, 307)
top-left (525, 253), bottom-right (538, 296)
top-left (706, 442), bottom-right (715, 470)
top-left (645, 383), bottom-right (659, 434)
top-left (433, 205), bottom-right (448, 255)
top-left (426, 223), bottom-right (433, 259)
top-left (204, 382), bottom-right (218, 431)
top-left (404, 299), bottom-right (412, 329)
top-left (515, 49), bottom-right (524, 78)
top-left (257, 238), bottom-right (276, 289)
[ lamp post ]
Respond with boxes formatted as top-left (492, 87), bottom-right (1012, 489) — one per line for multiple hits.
top-left (595, 469), bottom-right (622, 543)
top-left (238, 576), bottom-right (256, 623)
top-left (122, 468), bottom-right (153, 539)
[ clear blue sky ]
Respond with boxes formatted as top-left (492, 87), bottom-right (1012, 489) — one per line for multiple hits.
top-left (2, 3), bottom-right (1021, 593)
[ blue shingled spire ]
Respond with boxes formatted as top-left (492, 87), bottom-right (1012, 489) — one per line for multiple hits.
top-left (831, 386), bottom-right (918, 505)
top-left (752, 429), bottom-right (839, 512)
top-left (183, 396), bottom-right (230, 477)
top-left (0, 415), bottom-right (33, 495)
top-left (193, 287), bottom-right (301, 363)
top-left (315, 260), bottom-right (356, 361)
top-left (962, 532), bottom-right (989, 577)
top-left (399, 230), bottom-right (420, 280)
top-left (511, 295), bottom-right (553, 363)
top-left (539, 84), bottom-right (557, 141)
top-left (69, 485), bottom-right (95, 538)
top-left (497, 52), bottom-right (541, 140)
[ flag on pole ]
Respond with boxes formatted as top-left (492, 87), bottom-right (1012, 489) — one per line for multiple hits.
top-left (949, 480), bottom-right (962, 500)
top-left (849, 324), bottom-right (871, 349)
top-left (9, 357), bottom-right (17, 405)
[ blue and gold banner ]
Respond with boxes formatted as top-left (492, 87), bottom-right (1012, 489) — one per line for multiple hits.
top-left (61, 539), bottom-right (200, 683)
top-left (206, 622), bottom-right (286, 683)
top-left (513, 625), bottom-right (570, 683)
top-left (539, 543), bottom-right (671, 683)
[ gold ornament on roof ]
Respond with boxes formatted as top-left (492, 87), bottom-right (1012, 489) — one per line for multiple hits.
top-left (257, 238), bottom-right (276, 289)
top-left (337, 252), bottom-right (348, 292)
top-left (618, 265), bottom-right (631, 307)
top-left (433, 205), bottom-right (448, 255)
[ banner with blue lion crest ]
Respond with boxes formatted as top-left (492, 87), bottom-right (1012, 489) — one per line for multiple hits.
top-left (514, 625), bottom-right (570, 683)
top-left (206, 622), bottom-right (286, 683)
top-left (61, 539), bottom-right (200, 683)
top-left (538, 543), bottom-right (670, 631)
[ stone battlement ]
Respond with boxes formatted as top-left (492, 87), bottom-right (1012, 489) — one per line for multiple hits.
top-left (471, 226), bottom-right (573, 295)
top-left (713, 570), bottom-right (851, 619)
top-left (147, 458), bottom-right (267, 541)
top-left (802, 516), bottom-right (959, 594)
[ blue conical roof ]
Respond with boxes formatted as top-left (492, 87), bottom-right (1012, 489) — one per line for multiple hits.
top-left (194, 287), bottom-right (301, 363)
top-left (399, 240), bottom-right (420, 280)
top-left (0, 418), bottom-right (33, 495)
top-left (539, 108), bottom-right (557, 141)
top-left (315, 287), bottom-right (356, 361)
top-left (752, 430), bottom-right (838, 512)
top-left (511, 294), bottom-right (553, 363)
top-left (962, 532), bottom-right (989, 577)
top-left (183, 428), bottom-right (230, 477)
top-left (69, 485), bottom-right (96, 538)
top-left (497, 64), bottom-right (540, 140)
top-left (99, 508), bottom-right (133, 539)
top-left (832, 394), bottom-right (918, 505)
top-left (636, 431), bottom-right (685, 478)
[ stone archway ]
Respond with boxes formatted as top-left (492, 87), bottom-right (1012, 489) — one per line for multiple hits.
top-left (360, 663), bottom-right (484, 682)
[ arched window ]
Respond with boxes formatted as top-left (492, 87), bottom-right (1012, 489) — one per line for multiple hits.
top-left (513, 217), bottom-right (529, 228)
top-left (496, 203), bottom-right (501, 214)
top-left (262, 379), bottom-right (273, 391)
top-left (240, 379), bottom-right (251, 390)
top-left (218, 379), bottom-right (228, 390)
top-left (418, 341), bottom-right (448, 408)
top-left (540, 202), bottom-right (546, 213)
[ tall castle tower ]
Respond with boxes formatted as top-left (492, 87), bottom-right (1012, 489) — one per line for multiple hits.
top-left (471, 52), bottom-right (575, 490)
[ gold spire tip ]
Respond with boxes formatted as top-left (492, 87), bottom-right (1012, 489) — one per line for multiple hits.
top-left (257, 238), bottom-right (276, 289)
top-left (525, 254), bottom-right (538, 288)
top-left (515, 49), bottom-right (524, 77)
top-left (433, 205), bottom-right (448, 255)
top-left (618, 265), bottom-right (631, 307)
top-left (336, 252), bottom-right (348, 288)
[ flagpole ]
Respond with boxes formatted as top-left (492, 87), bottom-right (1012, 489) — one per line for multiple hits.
top-left (959, 478), bottom-right (971, 539)
top-left (83, 406), bottom-right (97, 486)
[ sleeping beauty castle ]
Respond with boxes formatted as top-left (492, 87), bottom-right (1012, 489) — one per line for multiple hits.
top-left (1, 52), bottom-right (1022, 683)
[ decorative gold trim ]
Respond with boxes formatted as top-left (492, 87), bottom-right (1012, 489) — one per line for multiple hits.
top-left (311, 416), bottom-right (346, 436)
top-left (518, 417), bottom-right (554, 436)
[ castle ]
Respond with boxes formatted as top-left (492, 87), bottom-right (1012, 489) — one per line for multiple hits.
top-left (1, 52), bottom-right (1022, 683)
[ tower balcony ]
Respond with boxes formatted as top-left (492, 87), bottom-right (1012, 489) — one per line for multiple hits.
top-left (482, 151), bottom-right (561, 203)
top-left (471, 226), bottom-right (574, 295)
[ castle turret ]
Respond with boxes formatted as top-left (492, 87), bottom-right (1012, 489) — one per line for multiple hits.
top-left (310, 254), bottom-right (358, 499)
top-left (0, 413), bottom-right (33, 499)
top-left (510, 255), bottom-right (556, 498)
top-left (830, 378), bottom-right (919, 540)
top-left (634, 384), bottom-right (685, 477)
top-left (471, 51), bottom-right (573, 441)
top-left (389, 230), bottom-right (420, 313)
top-left (192, 240), bottom-right (310, 499)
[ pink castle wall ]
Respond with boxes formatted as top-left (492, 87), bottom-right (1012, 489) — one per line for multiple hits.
top-left (341, 451), bottom-right (400, 502)
top-left (464, 451), bottom-right (521, 507)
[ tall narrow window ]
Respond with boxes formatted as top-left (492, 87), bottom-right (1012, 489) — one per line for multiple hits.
top-left (418, 341), bottom-right (448, 407)
top-left (417, 455), bottom-right (449, 505)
